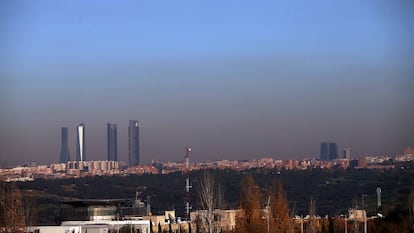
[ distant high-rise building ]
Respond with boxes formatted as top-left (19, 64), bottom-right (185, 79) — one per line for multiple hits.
top-left (76, 123), bottom-right (86, 161)
top-left (107, 123), bottom-right (118, 161)
top-left (320, 142), bottom-right (338, 161)
top-left (343, 147), bottom-right (351, 160)
top-left (59, 127), bottom-right (71, 163)
top-left (128, 120), bottom-right (140, 166)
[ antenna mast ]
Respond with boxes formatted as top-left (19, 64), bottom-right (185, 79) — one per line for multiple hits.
top-left (184, 146), bottom-right (192, 220)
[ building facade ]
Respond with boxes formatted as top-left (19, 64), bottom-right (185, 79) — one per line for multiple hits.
top-left (76, 123), bottom-right (86, 162)
top-left (320, 142), bottom-right (338, 161)
top-left (107, 123), bottom-right (118, 161)
top-left (60, 127), bottom-right (71, 163)
top-left (128, 120), bottom-right (140, 166)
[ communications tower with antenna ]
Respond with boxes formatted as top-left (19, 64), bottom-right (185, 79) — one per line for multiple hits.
top-left (184, 146), bottom-right (192, 220)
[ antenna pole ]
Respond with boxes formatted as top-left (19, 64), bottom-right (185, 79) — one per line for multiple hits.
top-left (184, 146), bottom-right (192, 220)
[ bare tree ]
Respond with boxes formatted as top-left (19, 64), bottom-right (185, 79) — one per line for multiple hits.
top-left (268, 181), bottom-right (294, 233)
top-left (0, 183), bottom-right (6, 229)
top-left (307, 197), bottom-right (317, 233)
top-left (235, 175), bottom-right (266, 233)
top-left (0, 183), bottom-right (25, 233)
top-left (197, 171), bottom-right (215, 233)
top-left (409, 184), bottom-right (414, 230)
top-left (23, 197), bottom-right (38, 233)
top-left (214, 182), bottom-right (225, 233)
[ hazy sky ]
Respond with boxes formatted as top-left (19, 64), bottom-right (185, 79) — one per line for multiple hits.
top-left (1, 0), bottom-right (413, 166)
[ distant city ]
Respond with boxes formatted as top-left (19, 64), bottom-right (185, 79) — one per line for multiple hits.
top-left (2, 121), bottom-right (413, 232)
top-left (1, 120), bottom-right (413, 181)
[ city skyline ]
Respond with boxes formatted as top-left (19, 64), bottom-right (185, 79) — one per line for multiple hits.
top-left (49, 120), bottom-right (414, 165)
top-left (1, 1), bottom-right (413, 166)
top-left (57, 121), bottom-right (403, 165)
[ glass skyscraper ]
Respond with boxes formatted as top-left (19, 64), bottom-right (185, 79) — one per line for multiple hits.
top-left (128, 120), bottom-right (140, 166)
top-left (76, 123), bottom-right (86, 161)
top-left (320, 142), bottom-right (338, 161)
top-left (59, 127), bottom-right (71, 163)
top-left (107, 123), bottom-right (118, 161)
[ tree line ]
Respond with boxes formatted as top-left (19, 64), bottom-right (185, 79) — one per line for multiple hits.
top-left (1, 165), bottom-right (414, 232)
top-left (195, 171), bottom-right (414, 233)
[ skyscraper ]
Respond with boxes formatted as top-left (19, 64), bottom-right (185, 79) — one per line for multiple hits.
top-left (59, 127), bottom-right (71, 163)
top-left (76, 123), bottom-right (86, 161)
top-left (320, 142), bottom-right (338, 161)
top-left (343, 147), bottom-right (351, 160)
top-left (128, 120), bottom-right (140, 166)
top-left (107, 123), bottom-right (118, 161)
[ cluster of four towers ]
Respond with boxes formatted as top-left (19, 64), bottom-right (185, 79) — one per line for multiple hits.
top-left (59, 120), bottom-right (140, 167)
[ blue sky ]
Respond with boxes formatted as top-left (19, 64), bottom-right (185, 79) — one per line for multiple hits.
top-left (1, 0), bottom-right (413, 165)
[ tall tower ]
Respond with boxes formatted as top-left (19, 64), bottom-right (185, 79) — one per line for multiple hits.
top-left (184, 146), bottom-right (192, 220)
top-left (128, 120), bottom-right (140, 166)
top-left (343, 147), bottom-right (351, 160)
top-left (329, 143), bottom-right (338, 160)
top-left (107, 123), bottom-right (118, 161)
top-left (59, 127), bottom-right (71, 163)
top-left (76, 123), bottom-right (86, 161)
top-left (320, 142), bottom-right (338, 161)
